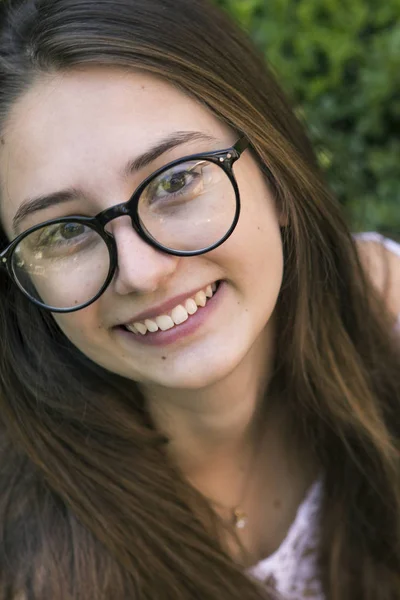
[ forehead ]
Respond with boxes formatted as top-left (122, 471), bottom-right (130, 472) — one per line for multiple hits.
top-left (0, 67), bottom-right (227, 234)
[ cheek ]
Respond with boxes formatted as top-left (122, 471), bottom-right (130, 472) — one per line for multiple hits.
top-left (53, 309), bottom-right (104, 355)
top-left (219, 175), bottom-right (284, 321)
top-left (224, 172), bottom-right (284, 278)
top-left (232, 156), bottom-right (282, 237)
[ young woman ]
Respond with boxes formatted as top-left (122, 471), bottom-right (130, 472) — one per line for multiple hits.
top-left (0, 1), bottom-right (399, 598)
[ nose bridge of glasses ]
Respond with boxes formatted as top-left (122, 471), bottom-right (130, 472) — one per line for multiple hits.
top-left (97, 201), bottom-right (138, 232)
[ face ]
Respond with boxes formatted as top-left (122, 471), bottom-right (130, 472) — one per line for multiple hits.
top-left (0, 68), bottom-right (284, 391)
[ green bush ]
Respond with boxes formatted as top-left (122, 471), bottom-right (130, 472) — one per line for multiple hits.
top-left (215, 0), bottom-right (400, 238)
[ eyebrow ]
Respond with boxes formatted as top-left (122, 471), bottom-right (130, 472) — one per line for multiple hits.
top-left (12, 130), bottom-right (218, 234)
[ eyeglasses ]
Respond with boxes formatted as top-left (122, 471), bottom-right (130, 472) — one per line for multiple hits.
top-left (0, 137), bottom-right (249, 313)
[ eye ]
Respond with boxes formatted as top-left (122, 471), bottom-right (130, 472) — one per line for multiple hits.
top-left (160, 171), bottom-right (191, 194)
top-left (15, 221), bottom-right (99, 262)
top-left (143, 161), bottom-right (208, 207)
top-left (38, 222), bottom-right (88, 246)
top-left (154, 168), bottom-right (199, 199)
top-left (57, 222), bottom-right (87, 240)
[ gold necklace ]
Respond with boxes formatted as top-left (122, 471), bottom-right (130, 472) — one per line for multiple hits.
top-left (206, 427), bottom-right (263, 530)
top-left (232, 507), bottom-right (249, 529)
top-left (209, 481), bottom-right (251, 529)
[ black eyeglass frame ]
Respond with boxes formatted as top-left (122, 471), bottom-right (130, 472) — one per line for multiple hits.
top-left (0, 137), bottom-right (249, 313)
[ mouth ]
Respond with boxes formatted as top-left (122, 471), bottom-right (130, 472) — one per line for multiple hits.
top-left (122, 281), bottom-right (221, 337)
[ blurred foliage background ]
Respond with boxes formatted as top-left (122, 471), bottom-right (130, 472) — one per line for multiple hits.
top-left (214, 0), bottom-right (400, 238)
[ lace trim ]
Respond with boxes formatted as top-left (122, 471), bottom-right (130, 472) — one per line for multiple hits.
top-left (354, 232), bottom-right (400, 330)
top-left (353, 231), bottom-right (400, 258)
top-left (248, 479), bottom-right (324, 599)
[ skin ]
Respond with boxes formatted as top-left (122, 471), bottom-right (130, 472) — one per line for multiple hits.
top-left (356, 239), bottom-right (400, 318)
top-left (0, 68), bottom-right (317, 562)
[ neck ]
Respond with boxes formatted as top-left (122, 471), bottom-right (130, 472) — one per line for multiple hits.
top-left (141, 325), bottom-right (276, 478)
top-left (141, 323), bottom-right (318, 564)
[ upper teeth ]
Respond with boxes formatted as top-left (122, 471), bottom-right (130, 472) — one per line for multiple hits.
top-left (126, 283), bottom-right (217, 335)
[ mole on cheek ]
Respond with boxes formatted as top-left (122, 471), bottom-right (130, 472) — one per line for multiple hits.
top-left (0, 137), bottom-right (5, 146)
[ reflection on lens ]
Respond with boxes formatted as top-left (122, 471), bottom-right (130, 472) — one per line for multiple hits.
top-left (11, 221), bottom-right (111, 310)
top-left (138, 160), bottom-right (237, 251)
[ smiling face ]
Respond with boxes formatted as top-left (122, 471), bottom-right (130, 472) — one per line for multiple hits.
top-left (0, 68), bottom-right (284, 390)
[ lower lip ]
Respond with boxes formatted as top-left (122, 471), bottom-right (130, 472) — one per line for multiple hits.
top-left (116, 282), bottom-right (225, 347)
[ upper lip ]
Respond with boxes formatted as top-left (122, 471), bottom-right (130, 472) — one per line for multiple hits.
top-left (116, 281), bottom-right (219, 326)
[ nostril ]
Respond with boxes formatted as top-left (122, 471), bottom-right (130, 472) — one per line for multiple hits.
top-left (113, 234), bottom-right (180, 297)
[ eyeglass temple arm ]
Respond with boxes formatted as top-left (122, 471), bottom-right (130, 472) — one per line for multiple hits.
top-left (233, 136), bottom-right (250, 156)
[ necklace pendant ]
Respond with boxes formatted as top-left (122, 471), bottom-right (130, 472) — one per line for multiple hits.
top-left (233, 508), bottom-right (248, 529)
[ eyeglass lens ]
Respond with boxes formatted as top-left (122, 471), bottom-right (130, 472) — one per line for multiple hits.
top-left (11, 222), bottom-right (111, 310)
top-left (10, 159), bottom-right (237, 310)
top-left (137, 159), bottom-right (236, 251)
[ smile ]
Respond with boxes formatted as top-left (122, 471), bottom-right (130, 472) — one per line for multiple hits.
top-left (124, 282), bottom-right (218, 335)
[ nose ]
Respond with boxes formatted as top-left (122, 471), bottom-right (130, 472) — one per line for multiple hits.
top-left (110, 217), bottom-right (179, 295)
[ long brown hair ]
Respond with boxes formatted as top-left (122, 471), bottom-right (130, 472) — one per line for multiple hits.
top-left (0, 1), bottom-right (399, 598)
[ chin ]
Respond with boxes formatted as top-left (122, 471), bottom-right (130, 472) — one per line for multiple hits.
top-left (136, 347), bottom-right (249, 391)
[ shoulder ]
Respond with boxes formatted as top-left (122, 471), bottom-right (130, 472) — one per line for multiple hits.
top-left (354, 232), bottom-right (400, 319)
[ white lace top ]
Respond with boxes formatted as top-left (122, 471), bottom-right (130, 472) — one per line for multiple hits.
top-left (248, 233), bottom-right (400, 599)
top-left (248, 479), bottom-right (323, 599)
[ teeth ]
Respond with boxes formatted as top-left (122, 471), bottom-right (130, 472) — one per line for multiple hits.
top-left (194, 290), bottom-right (207, 307)
top-left (125, 282), bottom-right (219, 335)
top-left (156, 315), bottom-right (175, 331)
top-left (185, 298), bottom-right (198, 315)
top-left (171, 304), bottom-right (189, 325)
top-left (126, 324), bottom-right (139, 334)
top-left (134, 322), bottom-right (147, 335)
top-left (144, 319), bottom-right (158, 333)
